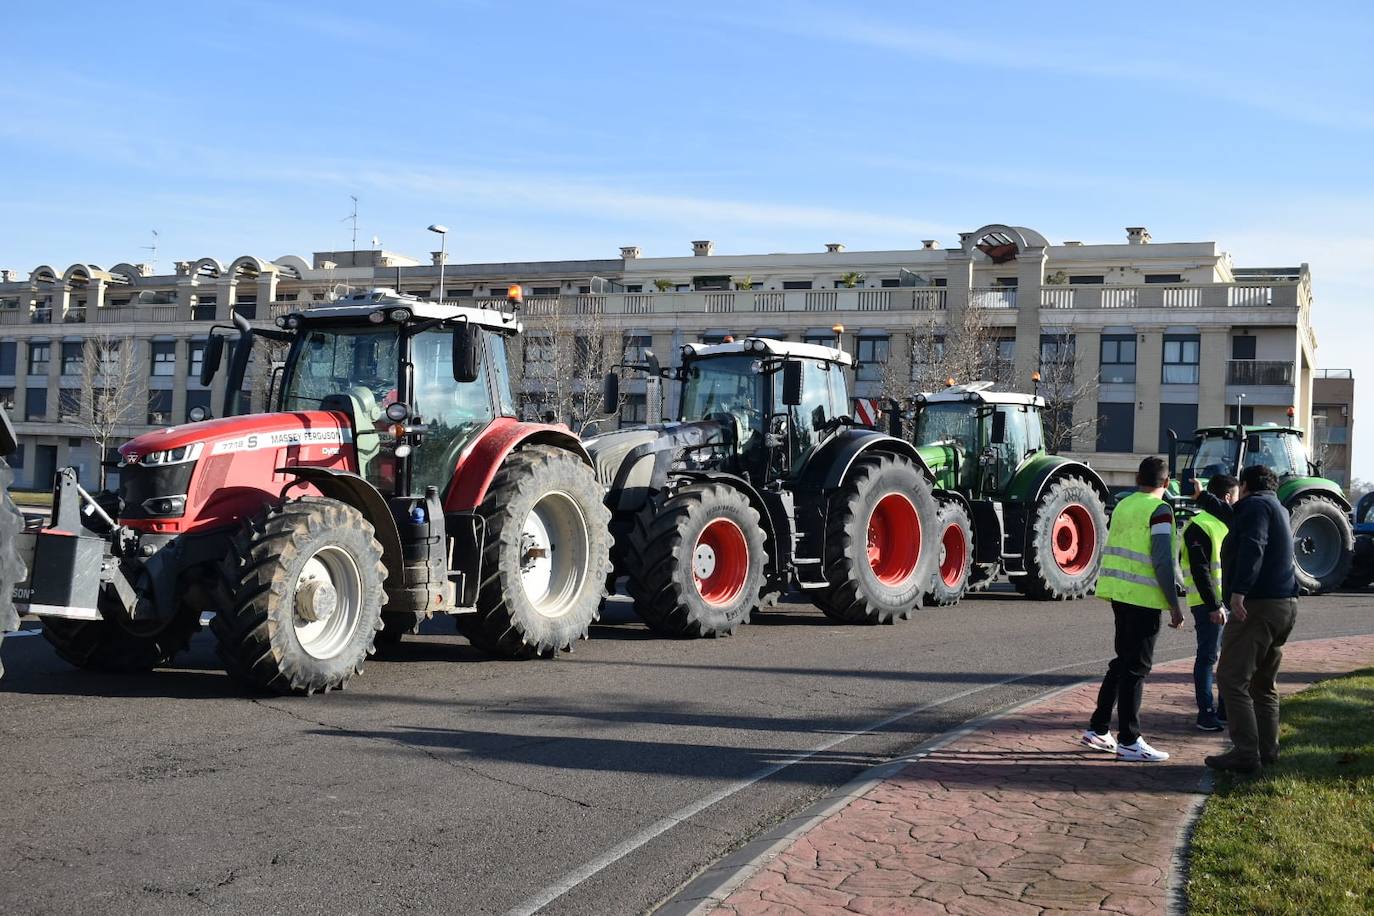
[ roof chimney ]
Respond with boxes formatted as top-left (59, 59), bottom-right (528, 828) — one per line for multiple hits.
top-left (825, 242), bottom-right (845, 253)
top-left (921, 240), bottom-right (941, 250)
top-left (692, 240), bottom-right (714, 257)
top-left (0, 269), bottom-right (14, 283)
top-left (620, 245), bottom-right (640, 260)
top-left (431, 250), bottom-right (448, 265)
top-left (1125, 227), bottom-right (1151, 245)
top-left (175, 261), bottom-right (192, 276)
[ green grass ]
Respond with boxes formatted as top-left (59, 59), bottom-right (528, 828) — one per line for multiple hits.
top-left (10, 490), bottom-right (52, 508)
top-left (1188, 668), bottom-right (1374, 915)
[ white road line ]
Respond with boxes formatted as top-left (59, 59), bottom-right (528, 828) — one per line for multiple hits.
top-left (502, 655), bottom-right (1112, 916)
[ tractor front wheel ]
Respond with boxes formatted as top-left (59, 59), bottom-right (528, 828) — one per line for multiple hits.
top-left (814, 454), bottom-right (938, 624)
top-left (213, 498), bottom-right (386, 695)
top-left (625, 482), bottom-right (767, 638)
top-left (41, 600), bottom-right (202, 674)
top-left (1290, 496), bottom-right (1354, 594)
top-left (1017, 477), bottom-right (1107, 601)
top-left (456, 446), bottom-right (610, 658)
top-left (926, 501), bottom-right (973, 607)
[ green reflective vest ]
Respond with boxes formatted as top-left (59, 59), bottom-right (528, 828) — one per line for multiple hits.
top-left (1098, 491), bottom-right (1172, 610)
top-left (1181, 510), bottom-right (1227, 609)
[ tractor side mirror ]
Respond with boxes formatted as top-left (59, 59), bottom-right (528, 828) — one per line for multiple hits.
top-left (645, 351), bottom-right (662, 377)
top-left (887, 400), bottom-right (903, 438)
top-left (452, 323), bottom-right (480, 383)
top-left (990, 409), bottom-right (1007, 445)
top-left (602, 372), bottom-right (620, 416)
top-left (1167, 428), bottom-right (1178, 476)
top-left (781, 360), bottom-right (803, 406)
top-left (1247, 433), bottom-right (1262, 455)
top-left (199, 334), bottom-right (224, 387)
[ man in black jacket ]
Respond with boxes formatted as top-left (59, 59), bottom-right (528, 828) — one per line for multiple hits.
top-left (1184, 474), bottom-right (1239, 731)
top-left (1206, 465), bottom-right (1299, 773)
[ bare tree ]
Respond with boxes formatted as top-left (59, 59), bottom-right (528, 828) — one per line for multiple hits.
top-left (511, 298), bottom-right (624, 434)
top-left (58, 334), bottom-right (144, 490)
top-left (880, 307), bottom-right (1017, 406)
top-left (1036, 331), bottom-right (1100, 455)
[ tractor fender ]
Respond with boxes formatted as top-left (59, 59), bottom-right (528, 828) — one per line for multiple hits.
top-left (802, 428), bottom-right (932, 494)
top-left (444, 417), bottom-right (592, 512)
top-left (669, 470), bottom-right (782, 578)
top-left (1007, 456), bottom-right (1112, 512)
top-left (1278, 477), bottom-right (1351, 513)
top-left (277, 466), bottom-right (405, 579)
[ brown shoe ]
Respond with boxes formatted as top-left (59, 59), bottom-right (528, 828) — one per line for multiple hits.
top-left (1205, 750), bottom-right (1259, 773)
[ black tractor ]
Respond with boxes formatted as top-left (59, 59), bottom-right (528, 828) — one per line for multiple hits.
top-left (586, 335), bottom-right (939, 638)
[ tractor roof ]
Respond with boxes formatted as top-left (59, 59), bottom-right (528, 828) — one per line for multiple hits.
top-left (683, 337), bottom-right (854, 367)
top-left (1196, 424), bottom-right (1304, 438)
top-left (288, 288), bottom-right (523, 333)
top-left (918, 381), bottom-right (1044, 408)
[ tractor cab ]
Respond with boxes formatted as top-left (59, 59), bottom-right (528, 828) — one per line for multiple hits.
top-left (1176, 424), bottom-right (1316, 490)
top-left (907, 382), bottom-right (1045, 498)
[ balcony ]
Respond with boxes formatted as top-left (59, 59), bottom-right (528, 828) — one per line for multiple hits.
top-left (970, 287), bottom-right (1017, 309)
top-left (1038, 282), bottom-right (1299, 311)
top-left (1227, 359), bottom-right (1294, 386)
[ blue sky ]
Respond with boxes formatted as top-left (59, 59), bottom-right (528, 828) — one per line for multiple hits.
top-left (3, 2), bottom-right (1372, 474)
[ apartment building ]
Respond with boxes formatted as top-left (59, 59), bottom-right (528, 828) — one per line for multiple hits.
top-left (1312, 369), bottom-right (1355, 487)
top-left (0, 223), bottom-right (1320, 489)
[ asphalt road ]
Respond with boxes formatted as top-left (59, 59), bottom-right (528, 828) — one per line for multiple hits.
top-left (2, 588), bottom-right (1371, 916)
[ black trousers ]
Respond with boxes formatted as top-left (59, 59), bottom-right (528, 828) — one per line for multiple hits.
top-left (1089, 602), bottom-right (1163, 746)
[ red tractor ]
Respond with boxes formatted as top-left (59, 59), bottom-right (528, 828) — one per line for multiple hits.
top-left (12, 289), bottom-right (610, 694)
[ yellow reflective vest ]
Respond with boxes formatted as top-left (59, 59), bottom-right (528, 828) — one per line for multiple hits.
top-left (1098, 491), bottom-right (1172, 610)
top-left (1181, 510), bottom-right (1227, 609)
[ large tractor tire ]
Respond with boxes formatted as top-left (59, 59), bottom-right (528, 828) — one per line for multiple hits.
top-left (375, 610), bottom-right (426, 646)
top-left (42, 608), bottom-right (203, 674)
top-left (814, 454), bottom-right (938, 624)
top-left (926, 501), bottom-right (973, 607)
top-left (1289, 496), bottom-right (1354, 594)
top-left (213, 498), bottom-right (386, 695)
top-left (1017, 476), bottom-right (1108, 601)
top-left (456, 446), bottom-right (610, 658)
top-left (966, 562), bottom-right (1001, 594)
top-left (0, 456), bottom-right (24, 676)
top-left (1345, 535), bottom-right (1374, 590)
top-left (625, 482), bottom-right (767, 638)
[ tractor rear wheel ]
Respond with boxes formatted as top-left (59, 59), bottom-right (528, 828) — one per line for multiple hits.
top-left (213, 498), bottom-right (386, 695)
top-left (625, 482), bottom-right (767, 638)
top-left (456, 446), bottom-right (610, 658)
top-left (1290, 496), bottom-right (1354, 594)
top-left (926, 501), bottom-right (973, 607)
top-left (1017, 477), bottom-right (1107, 601)
top-left (814, 454), bottom-right (937, 624)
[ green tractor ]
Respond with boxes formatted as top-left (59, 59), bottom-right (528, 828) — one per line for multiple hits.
top-left (586, 336), bottom-right (940, 638)
top-left (896, 382), bottom-right (1111, 604)
top-left (1170, 423), bottom-right (1353, 594)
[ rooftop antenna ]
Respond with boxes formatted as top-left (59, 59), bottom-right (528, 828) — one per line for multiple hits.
top-left (141, 229), bottom-right (159, 272)
top-left (342, 195), bottom-right (359, 260)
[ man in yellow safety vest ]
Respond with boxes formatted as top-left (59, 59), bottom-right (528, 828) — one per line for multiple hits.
top-left (1081, 456), bottom-right (1186, 762)
top-left (1182, 474), bottom-right (1239, 731)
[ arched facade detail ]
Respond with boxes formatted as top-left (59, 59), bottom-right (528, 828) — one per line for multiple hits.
top-left (959, 224), bottom-right (1050, 264)
top-left (192, 257), bottom-right (224, 280)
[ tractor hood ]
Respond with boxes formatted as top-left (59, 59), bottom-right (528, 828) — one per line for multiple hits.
top-left (119, 411), bottom-right (354, 464)
top-left (584, 420), bottom-right (731, 510)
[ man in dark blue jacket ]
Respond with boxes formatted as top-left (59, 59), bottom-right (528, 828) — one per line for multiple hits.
top-left (1206, 464), bottom-right (1299, 774)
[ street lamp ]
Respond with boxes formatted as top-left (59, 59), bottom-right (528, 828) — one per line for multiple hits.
top-left (427, 223), bottom-right (448, 302)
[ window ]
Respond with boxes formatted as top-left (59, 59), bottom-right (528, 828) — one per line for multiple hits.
top-left (531, 286), bottom-right (560, 297)
top-left (0, 388), bottom-right (13, 410)
top-left (278, 293), bottom-right (298, 302)
top-left (1231, 335), bottom-right (1256, 360)
top-left (186, 390), bottom-right (212, 423)
top-left (804, 333), bottom-right (834, 348)
top-left (447, 289), bottom-right (473, 298)
top-left (1039, 333), bottom-right (1075, 367)
top-left (782, 281), bottom-right (813, 290)
top-left (193, 295), bottom-right (217, 321)
top-left (59, 388), bottom-right (81, 419)
top-left (7, 442), bottom-right (21, 469)
top-left (910, 336), bottom-right (945, 382)
top-left (574, 335), bottom-right (600, 376)
top-left (407, 289), bottom-right (431, 299)
top-left (61, 341), bottom-right (84, 375)
top-left (620, 393), bottom-right (647, 427)
top-left (0, 342), bottom-right (15, 376)
top-left (622, 334), bottom-right (652, 364)
top-left (1158, 402), bottom-right (1199, 453)
top-left (880, 278), bottom-right (901, 288)
top-left (1227, 404), bottom-right (1255, 425)
top-left (188, 341), bottom-right (205, 379)
top-left (700, 334), bottom-right (729, 345)
top-left (1099, 335), bottom-right (1136, 384)
top-left (625, 284), bottom-right (643, 293)
top-left (67, 437), bottom-right (83, 448)
top-left (1068, 275), bottom-right (1105, 285)
top-left (994, 277), bottom-right (1019, 288)
top-left (1144, 274), bottom-right (1183, 284)
top-left (150, 341), bottom-right (176, 376)
top-left (25, 388), bottom-right (46, 420)
top-left (1096, 402), bottom-right (1134, 453)
top-left (523, 335), bottom-right (555, 367)
top-left (1162, 335), bottom-right (1200, 384)
top-left (147, 389), bottom-right (173, 425)
top-left (855, 335), bottom-right (889, 382)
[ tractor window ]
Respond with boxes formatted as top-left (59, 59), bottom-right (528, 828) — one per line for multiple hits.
top-left (283, 327), bottom-right (399, 413)
top-left (1253, 431), bottom-right (1305, 479)
top-left (410, 329), bottom-right (496, 495)
top-left (681, 355), bottom-right (763, 424)
top-left (487, 332), bottom-right (517, 417)
top-left (774, 359), bottom-right (835, 471)
top-left (1189, 435), bottom-right (1239, 480)
top-left (989, 405), bottom-right (1031, 491)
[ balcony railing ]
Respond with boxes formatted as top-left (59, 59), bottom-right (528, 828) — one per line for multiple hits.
top-left (970, 287), bottom-right (1017, 309)
top-left (1227, 359), bottom-right (1294, 386)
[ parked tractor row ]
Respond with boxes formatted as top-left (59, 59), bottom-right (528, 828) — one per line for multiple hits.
top-left (6, 290), bottom-right (1113, 695)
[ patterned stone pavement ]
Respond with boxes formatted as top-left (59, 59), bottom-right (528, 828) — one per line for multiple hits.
top-left (708, 634), bottom-right (1374, 916)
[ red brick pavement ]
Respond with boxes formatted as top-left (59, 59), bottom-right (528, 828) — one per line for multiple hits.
top-left (709, 634), bottom-right (1374, 916)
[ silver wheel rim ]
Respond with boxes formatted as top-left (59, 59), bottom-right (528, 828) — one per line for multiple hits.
top-left (293, 545), bottom-right (364, 660)
top-left (1294, 514), bottom-right (1342, 580)
top-left (519, 490), bottom-right (590, 619)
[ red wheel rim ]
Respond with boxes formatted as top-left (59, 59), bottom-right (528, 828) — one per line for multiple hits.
top-left (693, 518), bottom-right (750, 606)
top-left (939, 521), bottom-right (968, 587)
top-left (1051, 504), bottom-right (1096, 576)
top-left (867, 493), bottom-right (921, 587)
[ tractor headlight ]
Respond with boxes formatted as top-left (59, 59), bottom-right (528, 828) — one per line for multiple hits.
top-left (188, 406), bottom-right (210, 423)
top-left (390, 308), bottom-right (412, 322)
top-left (747, 338), bottom-right (767, 353)
top-left (138, 443), bottom-right (204, 466)
top-left (385, 402), bottom-right (410, 422)
top-left (285, 315), bottom-right (301, 329)
top-left (368, 310), bottom-right (386, 324)
top-left (275, 316), bottom-right (288, 328)
top-left (141, 495), bottom-right (187, 516)
top-left (682, 345), bottom-right (696, 358)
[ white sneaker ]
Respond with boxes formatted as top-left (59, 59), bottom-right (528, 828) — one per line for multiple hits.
top-left (1116, 738), bottom-right (1169, 762)
top-left (1079, 729), bottom-right (1118, 753)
